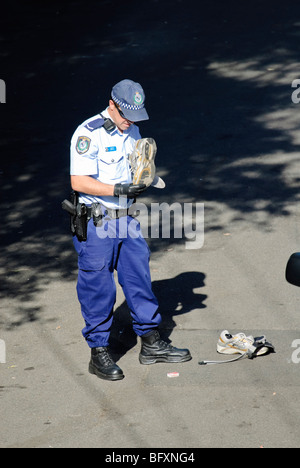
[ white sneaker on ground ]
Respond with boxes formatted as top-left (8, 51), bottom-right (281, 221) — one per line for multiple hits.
top-left (199, 330), bottom-right (275, 366)
top-left (217, 330), bottom-right (268, 356)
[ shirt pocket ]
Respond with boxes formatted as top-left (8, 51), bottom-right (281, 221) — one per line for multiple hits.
top-left (98, 155), bottom-right (125, 181)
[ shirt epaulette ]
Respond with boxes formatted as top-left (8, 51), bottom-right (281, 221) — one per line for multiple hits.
top-left (84, 118), bottom-right (105, 132)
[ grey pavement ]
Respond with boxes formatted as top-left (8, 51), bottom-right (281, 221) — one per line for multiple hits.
top-left (2, 210), bottom-right (300, 448)
top-left (1, 0), bottom-right (300, 449)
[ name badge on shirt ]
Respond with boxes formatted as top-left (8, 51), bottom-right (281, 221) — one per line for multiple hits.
top-left (105, 146), bottom-right (117, 152)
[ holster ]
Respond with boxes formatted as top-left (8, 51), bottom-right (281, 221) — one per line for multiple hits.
top-left (75, 202), bottom-right (88, 242)
top-left (62, 191), bottom-right (88, 242)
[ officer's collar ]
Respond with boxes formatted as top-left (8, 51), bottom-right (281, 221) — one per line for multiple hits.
top-left (102, 108), bottom-right (133, 136)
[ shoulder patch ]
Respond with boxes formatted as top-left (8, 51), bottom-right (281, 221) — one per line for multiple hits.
top-left (84, 118), bottom-right (105, 132)
top-left (76, 136), bottom-right (91, 154)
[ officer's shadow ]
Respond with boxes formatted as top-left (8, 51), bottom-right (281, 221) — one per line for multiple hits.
top-left (110, 271), bottom-right (207, 362)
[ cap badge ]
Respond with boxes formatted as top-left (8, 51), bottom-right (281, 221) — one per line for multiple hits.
top-left (133, 91), bottom-right (143, 106)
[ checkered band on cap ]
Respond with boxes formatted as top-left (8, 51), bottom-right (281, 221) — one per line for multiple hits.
top-left (111, 91), bottom-right (145, 111)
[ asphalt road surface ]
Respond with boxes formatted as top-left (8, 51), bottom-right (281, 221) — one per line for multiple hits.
top-left (1, 0), bottom-right (300, 449)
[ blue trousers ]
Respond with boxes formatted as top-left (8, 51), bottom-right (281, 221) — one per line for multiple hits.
top-left (73, 216), bottom-right (161, 348)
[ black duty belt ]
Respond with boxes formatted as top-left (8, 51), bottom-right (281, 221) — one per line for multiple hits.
top-left (86, 204), bottom-right (130, 221)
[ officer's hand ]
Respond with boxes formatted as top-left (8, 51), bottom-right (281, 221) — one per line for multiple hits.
top-left (114, 183), bottom-right (147, 199)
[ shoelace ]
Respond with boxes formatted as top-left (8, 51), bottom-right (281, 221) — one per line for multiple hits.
top-left (99, 349), bottom-right (115, 367)
top-left (158, 339), bottom-right (175, 351)
top-left (199, 354), bottom-right (247, 366)
top-left (231, 333), bottom-right (253, 350)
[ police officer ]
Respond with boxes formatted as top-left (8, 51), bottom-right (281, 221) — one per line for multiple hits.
top-left (70, 79), bottom-right (192, 381)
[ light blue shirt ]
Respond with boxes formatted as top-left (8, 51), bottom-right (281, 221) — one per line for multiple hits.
top-left (70, 108), bottom-right (141, 209)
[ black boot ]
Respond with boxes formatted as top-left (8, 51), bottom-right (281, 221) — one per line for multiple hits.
top-left (89, 347), bottom-right (124, 381)
top-left (139, 330), bottom-right (192, 365)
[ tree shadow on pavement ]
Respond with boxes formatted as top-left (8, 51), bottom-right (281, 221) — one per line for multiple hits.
top-left (1, 0), bottom-right (300, 326)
